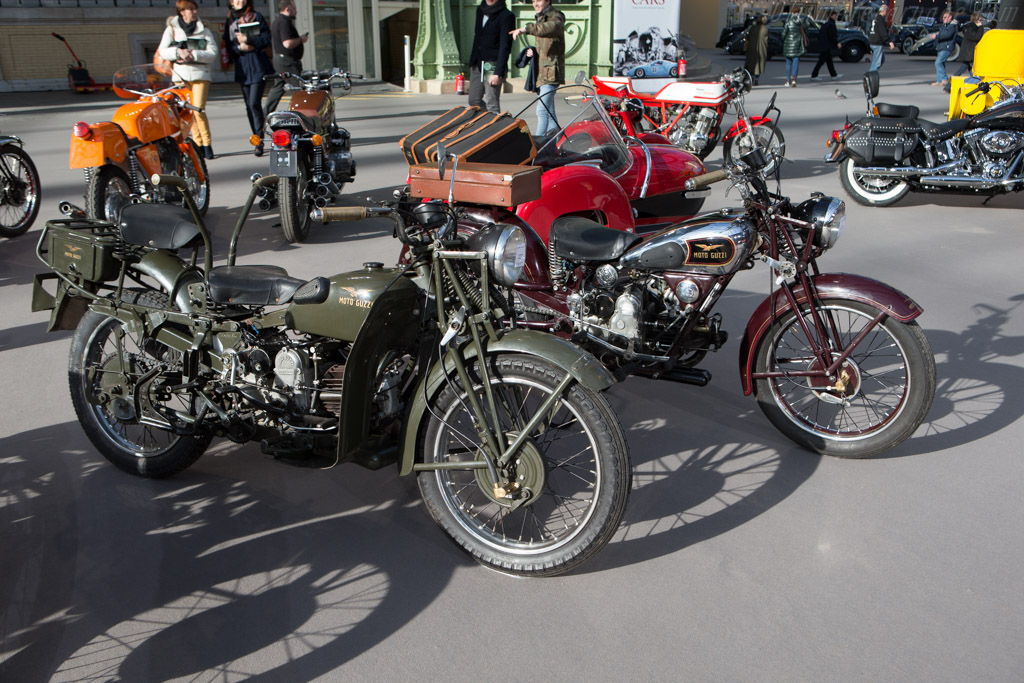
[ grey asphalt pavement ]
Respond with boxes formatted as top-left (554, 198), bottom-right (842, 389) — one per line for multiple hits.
top-left (2, 52), bottom-right (1024, 681)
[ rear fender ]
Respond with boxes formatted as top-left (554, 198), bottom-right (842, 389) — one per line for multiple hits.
top-left (398, 330), bottom-right (615, 475)
top-left (738, 273), bottom-right (924, 395)
top-left (134, 250), bottom-right (204, 313)
top-left (69, 122), bottom-right (128, 168)
top-left (723, 116), bottom-right (772, 142)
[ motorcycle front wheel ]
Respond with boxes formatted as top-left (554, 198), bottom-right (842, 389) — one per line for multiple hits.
top-left (86, 166), bottom-right (134, 222)
top-left (839, 157), bottom-right (910, 207)
top-left (69, 290), bottom-right (212, 477)
top-left (179, 143), bottom-right (210, 215)
top-left (753, 299), bottom-right (935, 459)
top-left (417, 354), bottom-right (631, 576)
top-left (279, 156), bottom-right (313, 243)
top-left (0, 143), bottom-right (41, 238)
top-left (722, 122), bottom-right (785, 175)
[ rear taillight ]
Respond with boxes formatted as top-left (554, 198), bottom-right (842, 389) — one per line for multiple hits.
top-left (72, 122), bottom-right (92, 139)
top-left (272, 130), bottom-right (292, 147)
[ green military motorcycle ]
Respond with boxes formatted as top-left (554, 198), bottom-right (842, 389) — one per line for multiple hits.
top-left (31, 168), bottom-right (631, 576)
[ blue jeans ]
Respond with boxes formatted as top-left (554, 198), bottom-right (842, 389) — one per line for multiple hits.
top-left (785, 57), bottom-right (800, 81)
top-left (935, 49), bottom-right (952, 83)
top-left (869, 45), bottom-right (885, 72)
top-left (536, 84), bottom-right (559, 136)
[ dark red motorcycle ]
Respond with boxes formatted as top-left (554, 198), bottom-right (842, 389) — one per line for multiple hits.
top-left (407, 94), bottom-right (935, 458)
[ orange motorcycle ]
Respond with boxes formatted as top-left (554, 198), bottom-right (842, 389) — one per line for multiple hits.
top-left (69, 64), bottom-right (209, 221)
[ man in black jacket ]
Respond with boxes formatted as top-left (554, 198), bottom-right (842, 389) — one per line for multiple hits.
top-left (811, 11), bottom-right (842, 80)
top-left (867, 4), bottom-right (895, 73)
top-left (468, 0), bottom-right (515, 114)
top-left (263, 0), bottom-right (308, 118)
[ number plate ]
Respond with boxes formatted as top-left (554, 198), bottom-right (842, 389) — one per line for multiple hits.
top-left (270, 149), bottom-right (297, 177)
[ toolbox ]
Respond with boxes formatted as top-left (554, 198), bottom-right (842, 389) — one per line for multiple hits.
top-left (42, 218), bottom-right (122, 282)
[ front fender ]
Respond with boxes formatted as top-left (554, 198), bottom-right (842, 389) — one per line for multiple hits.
top-left (398, 330), bottom-right (615, 475)
top-left (723, 116), bottom-right (772, 142)
top-left (516, 165), bottom-right (634, 244)
top-left (738, 273), bottom-right (924, 396)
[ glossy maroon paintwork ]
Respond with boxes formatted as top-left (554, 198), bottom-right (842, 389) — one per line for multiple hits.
top-left (737, 273), bottom-right (924, 396)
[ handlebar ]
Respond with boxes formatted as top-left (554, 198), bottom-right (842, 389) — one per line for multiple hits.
top-left (311, 205), bottom-right (420, 246)
top-left (151, 174), bottom-right (188, 190)
top-left (684, 168), bottom-right (730, 190)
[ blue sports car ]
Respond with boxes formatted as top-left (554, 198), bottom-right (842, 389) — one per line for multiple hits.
top-left (627, 60), bottom-right (678, 79)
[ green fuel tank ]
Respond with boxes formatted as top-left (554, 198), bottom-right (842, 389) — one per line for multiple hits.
top-left (285, 264), bottom-right (420, 341)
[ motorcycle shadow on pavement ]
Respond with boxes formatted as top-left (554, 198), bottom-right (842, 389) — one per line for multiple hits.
top-left (890, 293), bottom-right (1024, 458)
top-left (0, 423), bottom-right (459, 681)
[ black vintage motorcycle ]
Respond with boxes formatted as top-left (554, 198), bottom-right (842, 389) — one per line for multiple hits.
top-left (31, 170), bottom-right (631, 576)
top-left (826, 72), bottom-right (1024, 206)
top-left (0, 129), bottom-right (41, 238)
top-left (259, 68), bottom-right (362, 243)
top-left (437, 94), bottom-right (936, 458)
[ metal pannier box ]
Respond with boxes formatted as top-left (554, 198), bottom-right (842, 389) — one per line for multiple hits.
top-left (43, 218), bottom-right (122, 282)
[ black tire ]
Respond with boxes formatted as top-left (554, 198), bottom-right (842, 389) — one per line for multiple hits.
top-left (838, 157), bottom-right (910, 207)
top-left (180, 144), bottom-right (210, 215)
top-left (69, 290), bottom-right (212, 477)
top-left (86, 165), bottom-right (133, 222)
top-left (841, 41), bottom-right (866, 63)
top-left (279, 155), bottom-right (312, 243)
top-left (417, 354), bottom-right (631, 576)
top-left (634, 68), bottom-right (646, 78)
top-left (753, 299), bottom-right (935, 458)
top-left (0, 143), bottom-right (41, 238)
top-left (669, 67), bottom-right (678, 77)
top-left (722, 121), bottom-right (785, 175)
top-left (901, 36), bottom-right (915, 54)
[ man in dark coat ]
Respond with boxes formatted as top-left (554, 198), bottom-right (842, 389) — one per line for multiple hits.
top-left (867, 4), bottom-right (895, 73)
top-left (223, 0), bottom-right (273, 155)
top-left (468, 0), bottom-right (515, 114)
top-left (263, 0), bottom-right (308, 117)
top-left (811, 11), bottom-right (842, 80)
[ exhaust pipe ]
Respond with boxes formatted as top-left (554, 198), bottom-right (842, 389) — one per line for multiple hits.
top-left (58, 201), bottom-right (87, 218)
top-left (314, 184), bottom-right (331, 198)
top-left (919, 175), bottom-right (1021, 190)
top-left (313, 196), bottom-right (328, 208)
top-left (257, 198), bottom-right (275, 211)
top-left (854, 159), bottom-right (963, 178)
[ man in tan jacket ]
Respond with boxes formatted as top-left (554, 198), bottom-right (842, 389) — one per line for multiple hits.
top-left (511, 0), bottom-right (565, 135)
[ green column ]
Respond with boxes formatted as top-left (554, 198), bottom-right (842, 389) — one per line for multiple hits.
top-left (413, 0), bottom-right (464, 81)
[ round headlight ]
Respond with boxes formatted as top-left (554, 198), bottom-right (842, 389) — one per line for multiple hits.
top-left (815, 197), bottom-right (846, 249)
top-left (464, 223), bottom-right (527, 287)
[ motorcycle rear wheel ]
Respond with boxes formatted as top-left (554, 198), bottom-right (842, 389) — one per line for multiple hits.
top-left (86, 166), bottom-right (133, 222)
top-left (839, 157), bottom-right (910, 207)
top-left (69, 290), bottom-right (212, 477)
top-left (417, 354), bottom-right (631, 576)
top-left (753, 299), bottom-right (935, 458)
top-left (0, 143), bottom-right (41, 238)
top-left (723, 122), bottom-right (785, 175)
top-left (279, 156), bottom-right (313, 243)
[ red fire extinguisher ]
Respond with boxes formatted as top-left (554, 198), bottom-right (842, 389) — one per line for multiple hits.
top-left (677, 57), bottom-right (687, 79)
top-left (455, 72), bottom-right (465, 95)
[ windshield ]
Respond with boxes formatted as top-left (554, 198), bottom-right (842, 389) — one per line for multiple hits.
top-left (112, 64), bottom-right (174, 98)
top-left (522, 84), bottom-right (632, 177)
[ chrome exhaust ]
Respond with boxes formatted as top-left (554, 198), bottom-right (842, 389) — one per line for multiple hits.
top-left (853, 159), bottom-right (963, 178)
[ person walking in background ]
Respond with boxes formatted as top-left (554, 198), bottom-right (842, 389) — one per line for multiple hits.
top-left (223, 0), bottom-right (273, 156)
top-left (930, 11), bottom-right (958, 87)
top-left (781, 14), bottom-right (806, 87)
top-left (867, 4), bottom-right (895, 73)
top-left (468, 0), bottom-right (514, 114)
top-left (510, 0), bottom-right (564, 135)
top-left (954, 12), bottom-right (985, 77)
top-left (157, 0), bottom-right (217, 160)
top-left (744, 14), bottom-right (768, 86)
top-left (810, 11), bottom-right (842, 81)
top-left (263, 0), bottom-right (308, 117)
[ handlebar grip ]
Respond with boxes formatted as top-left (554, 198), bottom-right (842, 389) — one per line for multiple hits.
top-left (684, 169), bottom-right (730, 190)
top-left (151, 174), bottom-right (188, 190)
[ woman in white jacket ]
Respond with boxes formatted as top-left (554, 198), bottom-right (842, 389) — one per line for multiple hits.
top-left (158, 0), bottom-right (217, 159)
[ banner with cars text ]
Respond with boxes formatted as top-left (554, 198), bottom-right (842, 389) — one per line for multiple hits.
top-left (612, 1), bottom-right (681, 81)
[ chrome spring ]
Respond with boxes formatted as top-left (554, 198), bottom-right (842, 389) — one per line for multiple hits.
top-left (128, 155), bottom-right (143, 194)
top-left (548, 243), bottom-right (565, 288)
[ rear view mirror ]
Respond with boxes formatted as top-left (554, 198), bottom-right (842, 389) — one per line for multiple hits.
top-left (436, 140), bottom-right (447, 180)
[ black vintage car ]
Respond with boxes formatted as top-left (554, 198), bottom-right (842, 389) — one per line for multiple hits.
top-left (725, 13), bottom-right (871, 63)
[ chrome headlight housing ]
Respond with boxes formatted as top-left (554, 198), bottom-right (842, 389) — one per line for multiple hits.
top-left (795, 196), bottom-right (846, 250)
top-left (464, 222), bottom-right (527, 287)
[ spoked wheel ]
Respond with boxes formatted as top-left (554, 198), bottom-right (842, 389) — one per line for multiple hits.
top-left (69, 290), bottom-right (212, 477)
top-left (418, 355), bottom-right (631, 576)
top-left (86, 166), bottom-right (134, 222)
top-left (839, 157), bottom-right (910, 207)
top-left (179, 144), bottom-right (210, 215)
top-left (279, 156), bottom-right (313, 243)
top-left (0, 143), bottom-right (41, 238)
top-left (753, 299), bottom-right (935, 458)
top-left (723, 122), bottom-right (785, 175)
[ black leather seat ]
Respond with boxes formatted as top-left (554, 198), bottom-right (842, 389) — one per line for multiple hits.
top-left (918, 117), bottom-right (973, 142)
top-left (550, 216), bottom-right (642, 262)
top-left (876, 102), bottom-right (920, 118)
top-left (119, 204), bottom-right (201, 250)
top-left (207, 265), bottom-right (307, 306)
